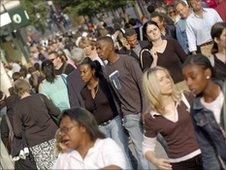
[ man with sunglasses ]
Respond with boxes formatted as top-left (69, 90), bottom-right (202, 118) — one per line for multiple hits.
top-left (48, 51), bottom-right (75, 75)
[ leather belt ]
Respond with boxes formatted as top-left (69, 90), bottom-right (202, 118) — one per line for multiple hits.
top-left (200, 41), bottom-right (213, 47)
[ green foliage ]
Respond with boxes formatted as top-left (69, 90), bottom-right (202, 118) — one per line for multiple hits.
top-left (20, 0), bottom-right (48, 32)
top-left (60, 0), bottom-right (130, 17)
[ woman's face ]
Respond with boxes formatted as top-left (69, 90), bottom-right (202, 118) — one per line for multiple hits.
top-left (79, 64), bottom-right (94, 83)
top-left (182, 64), bottom-right (209, 95)
top-left (146, 24), bottom-right (161, 42)
top-left (59, 116), bottom-right (84, 150)
top-left (83, 45), bottom-right (93, 56)
top-left (156, 70), bottom-right (173, 95)
top-left (217, 28), bottom-right (226, 49)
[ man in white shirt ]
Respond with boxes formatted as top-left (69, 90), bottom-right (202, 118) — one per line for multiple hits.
top-left (186, 0), bottom-right (222, 56)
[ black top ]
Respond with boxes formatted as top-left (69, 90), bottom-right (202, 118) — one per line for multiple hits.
top-left (81, 80), bottom-right (118, 124)
top-left (55, 63), bottom-right (75, 75)
top-left (213, 54), bottom-right (226, 81)
top-left (12, 94), bottom-right (61, 147)
top-left (140, 39), bottom-right (187, 83)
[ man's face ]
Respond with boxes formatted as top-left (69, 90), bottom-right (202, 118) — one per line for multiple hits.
top-left (176, 3), bottom-right (190, 19)
top-left (189, 0), bottom-right (202, 12)
top-left (96, 40), bottom-right (111, 61)
top-left (126, 34), bottom-right (138, 48)
top-left (49, 53), bottom-right (61, 68)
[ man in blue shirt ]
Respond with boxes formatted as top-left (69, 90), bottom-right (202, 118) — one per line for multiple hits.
top-left (175, 0), bottom-right (190, 54)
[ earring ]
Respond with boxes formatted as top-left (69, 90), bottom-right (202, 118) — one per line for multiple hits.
top-left (206, 76), bottom-right (210, 79)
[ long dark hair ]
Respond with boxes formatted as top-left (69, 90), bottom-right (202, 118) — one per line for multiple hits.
top-left (182, 54), bottom-right (215, 79)
top-left (142, 20), bottom-right (160, 49)
top-left (211, 22), bottom-right (226, 54)
top-left (80, 57), bottom-right (120, 116)
top-left (41, 59), bottom-right (56, 83)
top-left (60, 107), bottom-right (105, 141)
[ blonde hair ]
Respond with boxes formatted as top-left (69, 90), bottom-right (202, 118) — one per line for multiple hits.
top-left (14, 79), bottom-right (31, 97)
top-left (78, 37), bottom-right (96, 49)
top-left (55, 129), bottom-right (68, 154)
top-left (142, 66), bottom-right (181, 113)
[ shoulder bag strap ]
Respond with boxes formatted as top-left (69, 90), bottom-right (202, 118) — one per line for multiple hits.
top-left (139, 49), bottom-right (150, 70)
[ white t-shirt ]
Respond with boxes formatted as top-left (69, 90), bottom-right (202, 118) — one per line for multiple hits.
top-left (201, 91), bottom-right (224, 124)
top-left (52, 138), bottom-right (126, 169)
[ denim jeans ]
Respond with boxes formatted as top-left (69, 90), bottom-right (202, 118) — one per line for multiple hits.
top-left (98, 115), bottom-right (132, 169)
top-left (123, 113), bottom-right (156, 170)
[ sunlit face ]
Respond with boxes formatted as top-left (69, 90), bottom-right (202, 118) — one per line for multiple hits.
top-left (216, 28), bottom-right (226, 49)
top-left (176, 3), bottom-right (190, 19)
top-left (83, 45), bottom-right (93, 56)
top-left (59, 116), bottom-right (84, 150)
top-left (49, 53), bottom-right (60, 67)
top-left (146, 24), bottom-right (161, 41)
top-left (151, 16), bottom-right (164, 30)
top-left (182, 64), bottom-right (209, 95)
top-left (79, 64), bottom-right (94, 83)
top-left (156, 70), bottom-right (173, 95)
top-left (189, 0), bottom-right (202, 12)
top-left (96, 41), bottom-right (111, 60)
top-left (126, 34), bottom-right (138, 48)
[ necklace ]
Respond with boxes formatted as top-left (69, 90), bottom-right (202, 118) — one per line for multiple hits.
top-left (89, 83), bottom-right (99, 99)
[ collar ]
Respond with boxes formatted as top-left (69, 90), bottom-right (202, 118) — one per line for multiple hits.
top-left (150, 111), bottom-right (161, 117)
top-left (150, 102), bottom-right (180, 117)
top-left (192, 8), bottom-right (207, 18)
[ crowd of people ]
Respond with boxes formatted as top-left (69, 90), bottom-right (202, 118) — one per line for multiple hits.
top-left (0, 0), bottom-right (226, 169)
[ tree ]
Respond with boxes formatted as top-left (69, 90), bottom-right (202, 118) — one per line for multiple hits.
top-left (59, 0), bottom-right (131, 17)
top-left (20, 0), bottom-right (49, 33)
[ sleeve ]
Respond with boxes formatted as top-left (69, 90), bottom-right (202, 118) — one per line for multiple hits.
top-left (0, 115), bottom-right (9, 142)
top-left (143, 116), bottom-right (157, 138)
top-left (173, 39), bottom-right (187, 63)
top-left (102, 138), bottom-right (127, 169)
top-left (213, 9), bottom-right (223, 22)
top-left (40, 94), bottom-right (61, 117)
top-left (12, 106), bottom-right (22, 138)
top-left (176, 24), bottom-right (187, 54)
top-left (142, 135), bottom-right (157, 155)
top-left (186, 19), bottom-right (197, 52)
top-left (127, 58), bottom-right (148, 113)
top-left (66, 73), bottom-right (85, 108)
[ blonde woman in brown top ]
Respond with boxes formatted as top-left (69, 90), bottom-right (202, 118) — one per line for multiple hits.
top-left (142, 66), bottom-right (203, 170)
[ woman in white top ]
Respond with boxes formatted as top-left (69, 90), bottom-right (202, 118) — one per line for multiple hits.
top-left (142, 66), bottom-right (202, 170)
top-left (53, 107), bottom-right (126, 170)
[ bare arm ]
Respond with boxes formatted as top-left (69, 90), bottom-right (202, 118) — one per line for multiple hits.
top-left (145, 150), bottom-right (172, 170)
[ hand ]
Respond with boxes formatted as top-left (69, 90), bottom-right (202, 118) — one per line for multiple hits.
top-left (153, 158), bottom-right (172, 170)
top-left (150, 49), bottom-right (158, 60)
top-left (150, 49), bottom-right (158, 67)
